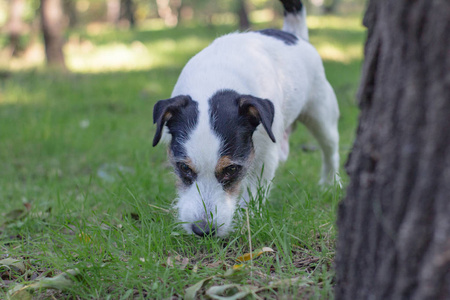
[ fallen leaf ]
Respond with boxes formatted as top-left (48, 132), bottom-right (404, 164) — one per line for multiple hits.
top-left (166, 256), bottom-right (174, 268)
top-left (206, 284), bottom-right (257, 300)
top-left (185, 264), bottom-right (251, 299)
top-left (184, 276), bottom-right (214, 300)
top-left (7, 269), bottom-right (81, 300)
top-left (0, 258), bottom-right (26, 275)
top-left (236, 247), bottom-right (274, 262)
top-left (180, 257), bottom-right (189, 270)
top-left (7, 284), bottom-right (32, 300)
top-left (162, 255), bottom-right (192, 270)
top-left (255, 276), bottom-right (313, 294)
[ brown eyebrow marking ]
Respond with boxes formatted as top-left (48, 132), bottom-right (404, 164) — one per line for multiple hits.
top-left (183, 157), bottom-right (196, 170)
top-left (178, 158), bottom-right (197, 175)
top-left (167, 149), bottom-right (197, 172)
top-left (215, 156), bottom-right (243, 196)
top-left (215, 156), bottom-right (234, 173)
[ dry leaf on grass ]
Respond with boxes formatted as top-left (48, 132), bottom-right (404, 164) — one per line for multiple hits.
top-left (180, 257), bottom-right (189, 270)
top-left (185, 261), bottom-right (314, 300)
top-left (0, 258), bottom-right (26, 275)
top-left (7, 269), bottom-right (81, 300)
top-left (184, 276), bottom-right (215, 300)
top-left (236, 247), bottom-right (274, 262)
top-left (185, 263), bottom-right (252, 299)
top-left (206, 284), bottom-right (258, 300)
top-left (162, 255), bottom-right (190, 270)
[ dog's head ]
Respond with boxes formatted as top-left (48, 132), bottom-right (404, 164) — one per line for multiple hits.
top-left (153, 90), bottom-right (275, 237)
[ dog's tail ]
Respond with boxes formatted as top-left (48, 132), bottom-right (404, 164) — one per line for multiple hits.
top-left (279, 0), bottom-right (309, 41)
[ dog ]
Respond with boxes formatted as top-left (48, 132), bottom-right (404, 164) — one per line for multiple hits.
top-left (152, 0), bottom-right (340, 237)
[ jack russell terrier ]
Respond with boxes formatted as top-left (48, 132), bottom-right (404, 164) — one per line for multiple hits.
top-left (152, 0), bottom-right (340, 237)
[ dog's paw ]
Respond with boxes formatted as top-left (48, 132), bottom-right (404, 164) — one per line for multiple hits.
top-left (319, 173), bottom-right (342, 189)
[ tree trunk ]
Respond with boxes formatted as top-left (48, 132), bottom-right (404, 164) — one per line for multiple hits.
top-left (120, 0), bottom-right (135, 28)
top-left (335, 1), bottom-right (450, 299)
top-left (322, 0), bottom-right (340, 14)
top-left (107, 0), bottom-right (121, 24)
top-left (40, 0), bottom-right (66, 69)
top-left (63, 0), bottom-right (77, 28)
top-left (6, 0), bottom-right (26, 56)
top-left (237, 0), bottom-right (250, 30)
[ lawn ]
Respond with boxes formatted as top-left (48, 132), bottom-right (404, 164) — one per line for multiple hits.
top-left (0, 13), bottom-right (365, 299)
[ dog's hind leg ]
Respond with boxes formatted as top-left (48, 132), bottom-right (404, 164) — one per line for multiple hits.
top-left (299, 80), bottom-right (340, 186)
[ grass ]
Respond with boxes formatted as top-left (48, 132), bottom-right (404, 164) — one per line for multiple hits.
top-left (0, 13), bottom-right (365, 299)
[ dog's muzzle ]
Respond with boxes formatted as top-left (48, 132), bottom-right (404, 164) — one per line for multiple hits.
top-left (192, 220), bottom-right (216, 237)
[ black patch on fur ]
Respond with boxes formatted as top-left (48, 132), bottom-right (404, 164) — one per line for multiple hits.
top-left (258, 29), bottom-right (298, 45)
top-left (152, 95), bottom-right (198, 158)
top-left (209, 90), bottom-right (254, 160)
top-left (209, 90), bottom-right (275, 161)
top-left (280, 0), bottom-right (303, 14)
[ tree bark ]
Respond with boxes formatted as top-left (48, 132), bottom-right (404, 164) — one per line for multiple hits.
top-left (40, 0), bottom-right (66, 69)
top-left (335, 1), bottom-right (450, 299)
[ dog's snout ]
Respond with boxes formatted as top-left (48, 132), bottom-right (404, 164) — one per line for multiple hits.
top-left (192, 221), bottom-right (216, 237)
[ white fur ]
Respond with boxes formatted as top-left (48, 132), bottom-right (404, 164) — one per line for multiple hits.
top-left (283, 8), bottom-right (309, 41)
top-left (161, 10), bottom-right (340, 237)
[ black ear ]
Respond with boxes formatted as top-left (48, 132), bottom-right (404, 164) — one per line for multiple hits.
top-left (238, 96), bottom-right (276, 143)
top-left (152, 95), bottom-right (192, 147)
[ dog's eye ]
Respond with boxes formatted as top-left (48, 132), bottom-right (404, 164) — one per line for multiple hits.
top-left (176, 162), bottom-right (196, 185)
top-left (177, 162), bottom-right (192, 174)
top-left (223, 165), bottom-right (241, 177)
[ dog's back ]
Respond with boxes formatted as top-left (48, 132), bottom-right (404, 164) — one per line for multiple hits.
top-left (171, 1), bottom-right (324, 138)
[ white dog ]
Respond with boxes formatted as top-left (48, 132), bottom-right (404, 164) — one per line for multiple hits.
top-left (153, 0), bottom-right (340, 237)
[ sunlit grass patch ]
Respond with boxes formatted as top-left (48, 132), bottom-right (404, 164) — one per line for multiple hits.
top-left (307, 14), bottom-right (364, 31)
top-left (66, 37), bottom-right (207, 72)
top-left (316, 43), bottom-right (362, 63)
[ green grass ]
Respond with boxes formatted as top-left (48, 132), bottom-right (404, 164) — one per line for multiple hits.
top-left (0, 14), bottom-right (364, 299)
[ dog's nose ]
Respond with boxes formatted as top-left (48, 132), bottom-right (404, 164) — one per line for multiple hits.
top-left (192, 221), bottom-right (216, 237)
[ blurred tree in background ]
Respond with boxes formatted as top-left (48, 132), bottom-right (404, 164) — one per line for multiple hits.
top-left (40, 0), bottom-right (66, 69)
top-left (5, 0), bottom-right (26, 56)
top-left (62, 0), bottom-right (77, 27)
top-left (237, 0), bottom-right (250, 30)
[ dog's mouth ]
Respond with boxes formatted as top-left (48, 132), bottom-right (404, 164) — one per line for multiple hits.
top-left (175, 185), bottom-right (238, 238)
